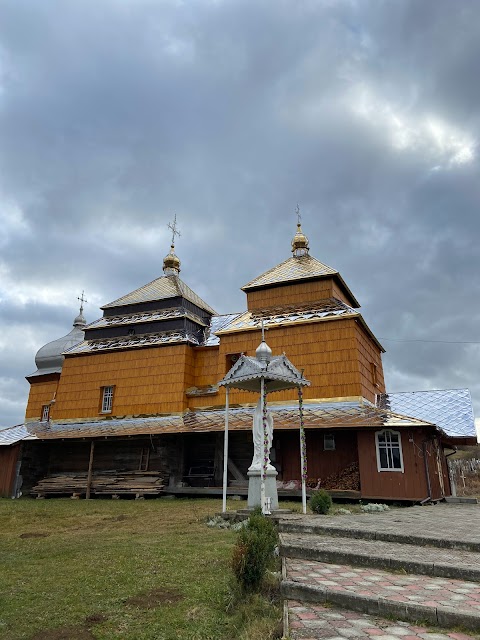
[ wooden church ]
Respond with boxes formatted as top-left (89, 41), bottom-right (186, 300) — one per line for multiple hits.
top-left (1, 220), bottom-right (476, 501)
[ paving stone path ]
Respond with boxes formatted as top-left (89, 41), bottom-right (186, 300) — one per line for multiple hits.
top-left (288, 600), bottom-right (479, 640)
top-left (286, 558), bottom-right (480, 613)
top-left (278, 504), bottom-right (480, 638)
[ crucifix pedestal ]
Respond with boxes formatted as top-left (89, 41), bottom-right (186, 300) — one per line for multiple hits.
top-left (247, 468), bottom-right (279, 510)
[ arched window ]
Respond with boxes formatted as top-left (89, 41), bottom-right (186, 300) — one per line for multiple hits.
top-left (375, 429), bottom-right (404, 472)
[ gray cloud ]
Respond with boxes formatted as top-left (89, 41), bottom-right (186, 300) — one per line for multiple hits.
top-left (1, 0), bottom-right (479, 427)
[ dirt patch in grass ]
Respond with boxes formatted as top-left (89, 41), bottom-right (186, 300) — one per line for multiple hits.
top-left (125, 587), bottom-right (183, 609)
top-left (30, 626), bottom-right (94, 640)
top-left (19, 532), bottom-right (49, 539)
top-left (84, 613), bottom-right (108, 626)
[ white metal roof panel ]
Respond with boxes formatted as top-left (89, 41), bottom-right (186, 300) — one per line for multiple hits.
top-left (377, 389), bottom-right (476, 438)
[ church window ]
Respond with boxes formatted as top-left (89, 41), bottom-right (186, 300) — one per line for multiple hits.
top-left (375, 429), bottom-right (404, 472)
top-left (101, 386), bottom-right (114, 413)
top-left (41, 404), bottom-right (50, 422)
top-left (323, 433), bottom-right (335, 451)
top-left (226, 353), bottom-right (241, 372)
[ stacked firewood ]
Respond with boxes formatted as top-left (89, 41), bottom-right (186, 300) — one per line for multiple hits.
top-left (32, 471), bottom-right (164, 497)
top-left (322, 462), bottom-right (360, 491)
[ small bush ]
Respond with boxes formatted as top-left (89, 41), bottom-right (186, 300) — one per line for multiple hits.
top-left (309, 489), bottom-right (332, 514)
top-left (231, 511), bottom-right (278, 593)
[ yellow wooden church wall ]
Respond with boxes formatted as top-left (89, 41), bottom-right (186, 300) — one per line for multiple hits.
top-left (354, 322), bottom-right (386, 403)
top-left (188, 319), bottom-right (364, 409)
top-left (245, 278), bottom-right (353, 311)
top-left (51, 344), bottom-right (190, 419)
top-left (25, 378), bottom-right (59, 421)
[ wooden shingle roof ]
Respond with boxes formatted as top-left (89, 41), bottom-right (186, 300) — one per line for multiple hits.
top-left (101, 274), bottom-right (217, 315)
top-left (241, 254), bottom-right (360, 307)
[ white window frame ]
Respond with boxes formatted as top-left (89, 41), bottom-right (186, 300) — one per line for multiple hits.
top-left (101, 386), bottom-right (114, 413)
top-left (41, 404), bottom-right (50, 422)
top-left (323, 433), bottom-right (335, 451)
top-left (375, 429), bottom-right (404, 472)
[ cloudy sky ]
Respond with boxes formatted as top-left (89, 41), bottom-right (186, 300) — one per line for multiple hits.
top-left (1, 0), bottom-right (479, 431)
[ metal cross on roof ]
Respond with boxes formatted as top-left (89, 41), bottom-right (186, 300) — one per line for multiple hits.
top-left (295, 204), bottom-right (301, 225)
top-left (168, 214), bottom-right (181, 246)
top-left (77, 290), bottom-right (88, 314)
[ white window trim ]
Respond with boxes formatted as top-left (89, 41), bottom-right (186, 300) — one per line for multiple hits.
top-left (101, 385), bottom-right (114, 413)
top-left (375, 429), bottom-right (404, 473)
top-left (41, 404), bottom-right (50, 422)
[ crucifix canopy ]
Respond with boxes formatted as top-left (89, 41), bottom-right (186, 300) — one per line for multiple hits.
top-left (218, 352), bottom-right (310, 392)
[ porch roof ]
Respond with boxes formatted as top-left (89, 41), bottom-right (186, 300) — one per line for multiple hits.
top-left (21, 399), bottom-right (434, 441)
top-left (377, 389), bottom-right (476, 438)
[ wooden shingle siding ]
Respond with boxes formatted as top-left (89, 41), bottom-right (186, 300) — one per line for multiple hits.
top-left (53, 344), bottom-right (190, 419)
top-left (246, 279), bottom-right (336, 310)
top-left (354, 321), bottom-right (385, 403)
top-left (213, 320), bottom-right (362, 406)
top-left (25, 379), bottom-right (59, 420)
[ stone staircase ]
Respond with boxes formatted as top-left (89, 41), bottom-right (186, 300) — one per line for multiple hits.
top-left (278, 507), bottom-right (480, 636)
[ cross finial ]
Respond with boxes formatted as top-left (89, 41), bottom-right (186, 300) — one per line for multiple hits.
top-left (261, 319), bottom-right (265, 341)
top-left (295, 204), bottom-right (301, 226)
top-left (77, 290), bottom-right (88, 314)
top-left (167, 214), bottom-right (181, 246)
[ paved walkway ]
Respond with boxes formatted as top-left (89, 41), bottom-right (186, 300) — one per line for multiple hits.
top-left (279, 504), bottom-right (480, 551)
top-left (281, 532), bottom-right (480, 580)
top-left (286, 558), bottom-right (480, 614)
top-left (288, 600), bottom-right (479, 640)
top-left (280, 504), bottom-right (480, 637)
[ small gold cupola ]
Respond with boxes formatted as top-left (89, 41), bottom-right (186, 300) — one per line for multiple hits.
top-left (291, 205), bottom-right (309, 256)
top-left (163, 245), bottom-right (181, 275)
top-left (163, 214), bottom-right (181, 276)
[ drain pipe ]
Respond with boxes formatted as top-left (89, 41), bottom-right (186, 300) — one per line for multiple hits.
top-left (421, 439), bottom-right (432, 504)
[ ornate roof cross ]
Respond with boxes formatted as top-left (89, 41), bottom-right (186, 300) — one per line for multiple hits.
top-left (168, 214), bottom-right (181, 246)
top-left (295, 204), bottom-right (301, 226)
top-left (261, 318), bottom-right (265, 341)
top-left (77, 290), bottom-right (88, 314)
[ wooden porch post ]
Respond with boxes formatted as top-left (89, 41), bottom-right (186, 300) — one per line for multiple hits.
top-left (222, 387), bottom-right (230, 513)
top-left (86, 441), bottom-right (95, 499)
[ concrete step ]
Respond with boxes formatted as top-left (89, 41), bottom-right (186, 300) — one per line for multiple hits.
top-left (280, 532), bottom-right (480, 582)
top-left (278, 512), bottom-right (480, 552)
top-left (282, 557), bottom-right (480, 632)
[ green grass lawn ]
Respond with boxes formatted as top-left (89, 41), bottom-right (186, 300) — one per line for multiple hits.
top-left (0, 498), bottom-right (282, 640)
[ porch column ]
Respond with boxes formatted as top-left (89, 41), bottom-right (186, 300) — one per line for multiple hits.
top-left (222, 387), bottom-right (230, 513)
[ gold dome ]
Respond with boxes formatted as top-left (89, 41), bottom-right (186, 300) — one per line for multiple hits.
top-left (291, 223), bottom-right (309, 256)
top-left (163, 245), bottom-right (181, 275)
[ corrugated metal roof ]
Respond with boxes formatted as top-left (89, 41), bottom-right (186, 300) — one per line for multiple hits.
top-left (86, 307), bottom-right (207, 330)
top-left (217, 299), bottom-right (358, 334)
top-left (22, 400), bottom-right (434, 440)
top-left (101, 274), bottom-right (217, 315)
top-left (0, 424), bottom-right (37, 446)
top-left (377, 389), bottom-right (476, 438)
top-left (242, 255), bottom-right (338, 290)
top-left (66, 330), bottom-right (201, 355)
top-left (203, 314), bottom-right (241, 346)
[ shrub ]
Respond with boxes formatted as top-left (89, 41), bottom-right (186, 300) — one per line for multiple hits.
top-left (309, 489), bottom-right (332, 514)
top-left (231, 511), bottom-right (278, 592)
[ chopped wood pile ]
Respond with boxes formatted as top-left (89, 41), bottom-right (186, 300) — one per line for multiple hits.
top-left (322, 462), bottom-right (360, 491)
top-left (31, 471), bottom-right (164, 497)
